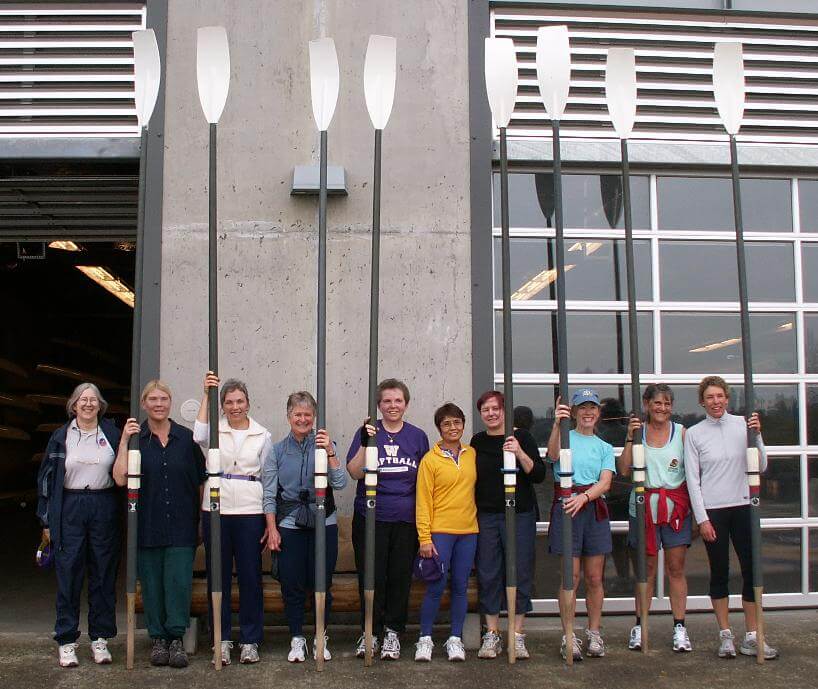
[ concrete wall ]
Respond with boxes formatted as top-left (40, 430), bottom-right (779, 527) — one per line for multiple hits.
top-left (159, 0), bottom-right (472, 528)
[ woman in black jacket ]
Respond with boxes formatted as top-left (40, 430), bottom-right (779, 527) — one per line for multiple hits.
top-left (36, 382), bottom-right (121, 668)
top-left (470, 391), bottom-right (546, 660)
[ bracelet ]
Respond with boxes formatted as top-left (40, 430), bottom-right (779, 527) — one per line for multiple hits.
top-left (584, 492), bottom-right (592, 503)
top-left (625, 438), bottom-right (633, 444)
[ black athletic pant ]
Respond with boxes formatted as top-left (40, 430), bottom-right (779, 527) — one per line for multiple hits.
top-left (703, 504), bottom-right (755, 602)
top-left (351, 511), bottom-right (418, 637)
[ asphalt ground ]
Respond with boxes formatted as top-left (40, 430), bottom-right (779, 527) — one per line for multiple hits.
top-left (1, 610), bottom-right (816, 689)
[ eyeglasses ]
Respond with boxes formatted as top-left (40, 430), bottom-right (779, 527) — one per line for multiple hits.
top-left (440, 419), bottom-right (464, 430)
top-left (77, 397), bottom-right (99, 406)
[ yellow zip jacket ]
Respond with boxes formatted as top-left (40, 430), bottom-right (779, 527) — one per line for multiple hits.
top-left (415, 441), bottom-right (478, 545)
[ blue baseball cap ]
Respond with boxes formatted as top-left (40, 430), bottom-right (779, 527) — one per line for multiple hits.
top-left (570, 388), bottom-right (601, 406)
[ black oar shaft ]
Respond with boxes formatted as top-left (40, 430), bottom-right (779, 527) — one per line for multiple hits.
top-left (499, 127), bottom-right (517, 662)
top-left (207, 122), bottom-right (223, 670)
top-left (621, 138), bottom-right (649, 651)
top-left (729, 134), bottom-right (765, 663)
top-left (363, 128), bottom-right (382, 666)
top-left (125, 125), bottom-right (148, 670)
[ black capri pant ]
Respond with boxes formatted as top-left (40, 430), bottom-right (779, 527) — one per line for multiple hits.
top-left (703, 504), bottom-right (755, 602)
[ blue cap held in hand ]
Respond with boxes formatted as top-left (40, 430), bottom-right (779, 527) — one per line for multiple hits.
top-left (413, 552), bottom-right (444, 583)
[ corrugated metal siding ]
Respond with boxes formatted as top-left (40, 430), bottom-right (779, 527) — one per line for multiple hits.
top-left (0, 2), bottom-right (144, 137)
top-left (492, 5), bottom-right (818, 143)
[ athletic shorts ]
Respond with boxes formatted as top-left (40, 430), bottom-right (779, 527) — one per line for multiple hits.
top-left (548, 501), bottom-right (612, 557)
top-left (627, 512), bottom-right (693, 551)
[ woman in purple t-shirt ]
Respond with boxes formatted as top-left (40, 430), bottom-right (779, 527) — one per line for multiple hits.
top-left (346, 379), bottom-right (430, 660)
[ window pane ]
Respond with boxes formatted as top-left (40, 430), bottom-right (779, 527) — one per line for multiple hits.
top-left (799, 180), bottom-right (818, 232)
top-left (804, 315), bottom-right (818, 373)
top-left (811, 529), bottom-right (818, 591)
top-left (493, 237), bottom-right (652, 301)
top-left (802, 244), bottom-right (818, 302)
top-left (661, 312), bottom-right (797, 374)
top-left (685, 529), bottom-right (801, 596)
top-left (495, 172), bottom-right (650, 229)
top-left (808, 457), bottom-right (818, 518)
top-left (806, 385), bottom-right (818, 445)
top-left (760, 456), bottom-right (801, 518)
top-left (494, 311), bottom-right (654, 375)
top-left (658, 177), bottom-right (791, 232)
top-left (659, 241), bottom-right (795, 302)
top-left (667, 384), bottom-right (798, 446)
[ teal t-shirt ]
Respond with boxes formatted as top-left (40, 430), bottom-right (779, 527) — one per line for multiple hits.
top-left (554, 430), bottom-right (616, 485)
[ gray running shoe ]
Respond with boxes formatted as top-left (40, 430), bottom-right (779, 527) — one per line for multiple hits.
top-left (477, 630), bottom-right (502, 659)
top-left (560, 634), bottom-right (583, 661)
top-left (718, 629), bottom-right (736, 658)
top-left (150, 638), bottom-right (169, 666)
top-left (239, 643), bottom-right (259, 664)
top-left (585, 629), bottom-right (605, 658)
top-left (381, 630), bottom-right (400, 660)
top-left (168, 639), bottom-right (189, 668)
top-left (739, 632), bottom-right (778, 660)
top-left (672, 625), bottom-right (692, 653)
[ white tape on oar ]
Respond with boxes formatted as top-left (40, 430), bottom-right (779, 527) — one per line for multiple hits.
top-left (207, 448), bottom-right (221, 490)
top-left (314, 447), bottom-right (328, 489)
top-left (127, 449), bottom-right (141, 489)
top-left (631, 443), bottom-right (646, 481)
top-left (364, 445), bottom-right (379, 486)
top-left (132, 29), bottom-right (160, 128)
top-left (559, 448), bottom-right (573, 489)
top-left (605, 47), bottom-right (637, 140)
top-left (747, 447), bottom-right (761, 487)
top-left (713, 41), bottom-right (745, 136)
top-left (503, 449), bottom-right (517, 486)
top-left (309, 37), bottom-right (339, 132)
top-left (535, 25), bottom-right (571, 122)
top-left (364, 35), bottom-right (396, 130)
top-left (484, 37), bottom-right (518, 129)
top-left (196, 26), bottom-right (230, 124)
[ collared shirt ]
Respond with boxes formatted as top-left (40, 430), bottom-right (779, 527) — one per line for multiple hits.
top-left (137, 419), bottom-right (206, 548)
top-left (684, 412), bottom-right (767, 524)
top-left (63, 419), bottom-right (115, 489)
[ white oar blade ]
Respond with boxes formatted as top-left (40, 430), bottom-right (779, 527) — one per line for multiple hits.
top-left (484, 37), bottom-right (518, 129)
top-left (605, 47), bottom-right (637, 140)
top-left (713, 41), bottom-right (745, 136)
top-left (196, 26), bottom-right (230, 124)
top-left (364, 35), bottom-right (396, 130)
top-left (132, 29), bottom-right (160, 128)
top-left (536, 25), bottom-right (571, 122)
top-left (309, 37), bottom-right (340, 131)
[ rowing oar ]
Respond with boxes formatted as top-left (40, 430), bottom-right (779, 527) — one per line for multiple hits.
top-left (309, 37), bottom-right (340, 671)
top-left (484, 36), bottom-right (519, 663)
top-left (536, 25), bottom-right (573, 666)
top-left (713, 41), bottom-right (765, 664)
top-left (361, 34), bottom-right (397, 667)
top-left (196, 26), bottom-right (231, 671)
top-left (605, 47), bottom-right (650, 653)
top-left (125, 28), bottom-right (160, 670)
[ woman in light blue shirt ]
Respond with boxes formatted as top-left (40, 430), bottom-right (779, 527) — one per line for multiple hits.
top-left (547, 388), bottom-right (615, 662)
top-left (261, 391), bottom-right (347, 663)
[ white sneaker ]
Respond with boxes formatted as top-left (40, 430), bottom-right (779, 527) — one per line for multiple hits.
top-left (355, 633), bottom-right (380, 659)
top-left (90, 638), bottom-right (111, 664)
top-left (239, 643), bottom-right (259, 664)
top-left (213, 640), bottom-right (233, 666)
top-left (672, 625), bottom-right (692, 653)
top-left (381, 629), bottom-right (400, 660)
top-left (445, 636), bottom-right (466, 662)
top-left (477, 630), bottom-right (502, 659)
top-left (58, 643), bottom-right (79, 668)
top-left (288, 636), bottom-right (307, 663)
top-left (739, 631), bottom-right (778, 660)
top-left (514, 632), bottom-right (530, 660)
top-left (560, 634), bottom-right (583, 661)
top-left (628, 624), bottom-right (642, 650)
top-left (585, 629), bottom-right (605, 658)
top-left (414, 635), bottom-right (434, 662)
top-left (718, 629), bottom-right (736, 658)
top-left (313, 635), bottom-right (331, 661)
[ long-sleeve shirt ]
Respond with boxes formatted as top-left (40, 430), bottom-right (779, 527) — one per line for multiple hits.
top-left (684, 412), bottom-right (767, 524)
top-left (261, 430), bottom-right (347, 528)
top-left (415, 442), bottom-right (478, 545)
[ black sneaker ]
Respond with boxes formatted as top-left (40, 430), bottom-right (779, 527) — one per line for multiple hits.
top-left (168, 639), bottom-right (189, 668)
top-left (150, 638), bottom-right (170, 666)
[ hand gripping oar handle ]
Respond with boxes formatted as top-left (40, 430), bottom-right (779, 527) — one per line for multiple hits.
top-left (364, 443), bottom-right (378, 665)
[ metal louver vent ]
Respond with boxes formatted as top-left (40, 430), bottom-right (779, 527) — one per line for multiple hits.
top-left (0, 2), bottom-right (144, 137)
top-left (492, 5), bottom-right (818, 143)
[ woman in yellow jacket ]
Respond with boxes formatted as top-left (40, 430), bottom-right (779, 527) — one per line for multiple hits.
top-left (414, 402), bottom-right (478, 663)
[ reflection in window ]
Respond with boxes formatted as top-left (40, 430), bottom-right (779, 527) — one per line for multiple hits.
top-left (799, 180), bottom-right (818, 232)
top-left (658, 177), bottom-right (792, 232)
top-left (802, 244), bottom-right (818, 302)
top-left (807, 386), bottom-right (818, 446)
top-left (760, 456), bottom-right (801, 518)
top-left (807, 457), bottom-right (818, 518)
top-left (661, 312), bottom-right (797, 374)
top-left (804, 315), bottom-right (818, 373)
top-left (493, 237), bottom-right (652, 302)
top-left (494, 311), bottom-right (654, 375)
top-left (659, 241), bottom-right (795, 302)
top-left (494, 173), bottom-right (651, 229)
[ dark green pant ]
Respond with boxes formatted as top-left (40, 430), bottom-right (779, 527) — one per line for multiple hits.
top-left (138, 546), bottom-right (195, 640)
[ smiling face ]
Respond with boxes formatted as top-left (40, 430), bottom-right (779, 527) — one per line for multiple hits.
top-left (222, 388), bottom-right (249, 426)
top-left (645, 393), bottom-right (673, 424)
top-left (288, 403), bottom-right (315, 439)
top-left (573, 401), bottom-right (600, 433)
top-left (438, 416), bottom-right (465, 446)
top-left (142, 389), bottom-right (171, 422)
top-left (378, 387), bottom-right (407, 425)
top-left (479, 395), bottom-right (504, 433)
top-left (701, 385), bottom-right (729, 419)
top-left (73, 390), bottom-right (100, 425)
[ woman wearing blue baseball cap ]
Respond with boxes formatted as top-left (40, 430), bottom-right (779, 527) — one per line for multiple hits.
top-left (546, 388), bottom-right (615, 661)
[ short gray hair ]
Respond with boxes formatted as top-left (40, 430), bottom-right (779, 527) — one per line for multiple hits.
top-left (286, 391), bottom-right (317, 416)
top-left (66, 382), bottom-right (108, 418)
top-left (220, 378), bottom-right (249, 407)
